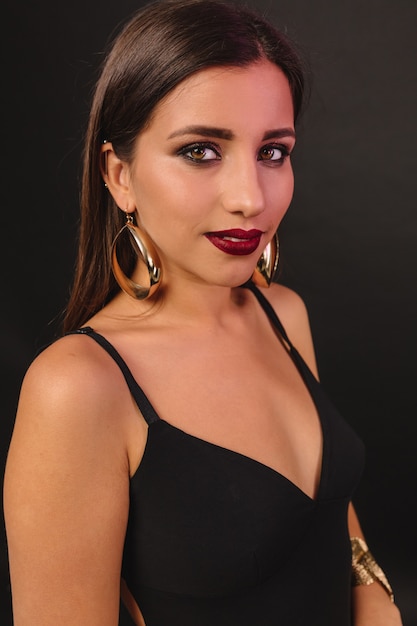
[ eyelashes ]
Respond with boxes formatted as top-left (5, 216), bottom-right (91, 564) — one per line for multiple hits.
top-left (257, 144), bottom-right (290, 163)
top-left (176, 141), bottom-right (291, 165)
top-left (177, 142), bottom-right (221, 163)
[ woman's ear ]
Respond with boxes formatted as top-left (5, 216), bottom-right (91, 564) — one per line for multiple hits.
top-left (100, 141), bottom-right (135, 212)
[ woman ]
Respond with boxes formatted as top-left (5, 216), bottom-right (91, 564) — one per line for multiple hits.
top-left (4, 1), bottom-right (402, 624)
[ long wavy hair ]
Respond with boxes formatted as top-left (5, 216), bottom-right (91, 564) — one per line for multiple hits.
top-left (63, 0), bottom-right (308, 332)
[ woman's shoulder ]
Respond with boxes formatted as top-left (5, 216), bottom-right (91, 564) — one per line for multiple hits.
top-left (27, 330), bottom-right (114, 387)
top-left (259, 282), bottom-right (310, 332)
top-left (18, 331), bottom-right (128, 431)
top-left (257, 282), bottom-right (319, 377)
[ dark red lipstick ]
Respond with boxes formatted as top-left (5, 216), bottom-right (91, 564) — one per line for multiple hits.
top-left (205, 229), bottom-right (262, 256)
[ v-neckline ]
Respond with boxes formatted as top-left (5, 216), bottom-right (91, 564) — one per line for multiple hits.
top-left (142, 415), bottom-right (324, 503)
top-left (75, 283), bottom-right (327, 502)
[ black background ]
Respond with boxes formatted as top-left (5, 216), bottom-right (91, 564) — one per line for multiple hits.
top-left (2, 0), bottom-right (416, 624)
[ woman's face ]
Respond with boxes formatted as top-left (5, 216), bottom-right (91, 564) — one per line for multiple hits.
top-left (122, 60), bottom-right (296, 289)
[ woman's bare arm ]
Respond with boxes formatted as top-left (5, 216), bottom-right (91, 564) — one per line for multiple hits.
top-left (349, 504), bottom-right (402, 625)
top-left (4, 336), bottom-right (136, 625)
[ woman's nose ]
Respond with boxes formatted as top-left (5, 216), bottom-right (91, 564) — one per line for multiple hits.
top-left (220, 159), bottom-right (265, 217)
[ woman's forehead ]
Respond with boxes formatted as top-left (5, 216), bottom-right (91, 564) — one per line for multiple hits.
top-left (146, 61), bottom-right (295, 134)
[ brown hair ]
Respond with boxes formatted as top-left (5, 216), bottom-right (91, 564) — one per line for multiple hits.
top-left (63, 0), bottom-right (308, 332)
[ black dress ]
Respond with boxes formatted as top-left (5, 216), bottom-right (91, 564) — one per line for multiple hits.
top-left (71, 282), bottom-right (365, 625)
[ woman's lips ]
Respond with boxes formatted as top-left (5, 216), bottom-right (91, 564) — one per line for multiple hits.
top-left (205, 229), bottom-right (263, 256)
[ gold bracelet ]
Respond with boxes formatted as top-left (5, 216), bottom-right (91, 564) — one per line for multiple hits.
top-left (351, 536), bottom-right (394, 602)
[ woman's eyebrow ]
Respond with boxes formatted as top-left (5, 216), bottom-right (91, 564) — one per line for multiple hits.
top-left (167, 125), bottom-right (296, 141)
top-left (262, 128), bottom-right (296, 140)
top-left (168, 125), bottom-right (234, 140)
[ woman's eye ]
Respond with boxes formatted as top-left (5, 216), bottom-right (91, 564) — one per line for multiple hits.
top-left (258, 144), bottom-right (289, 163)
top-left (178, 143), bottom-right (220, 162)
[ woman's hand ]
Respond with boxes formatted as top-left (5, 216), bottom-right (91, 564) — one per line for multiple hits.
top-left (352, 582), bottom-right (403, 626)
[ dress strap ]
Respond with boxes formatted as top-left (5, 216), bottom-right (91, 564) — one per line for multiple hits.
top-left (243, 282), bottom-right (319, 392)
top-left (242, 281), bottom-right (294, 349)
top-left (67, 327), bottom-right (159, 425)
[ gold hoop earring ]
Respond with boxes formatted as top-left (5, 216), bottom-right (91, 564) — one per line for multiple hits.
top-left (251, 232), bottom-right (279, 288)
top-left (111, 214), bottom-right (162, 300)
